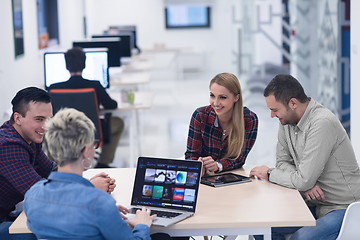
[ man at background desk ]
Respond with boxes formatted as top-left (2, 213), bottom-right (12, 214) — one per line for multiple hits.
top-left (250, 74), bottom-right (360, 240)
top-left (0, 87), bottom-right (115, 239)
top-left (49, 47), bottom-right (124, 168)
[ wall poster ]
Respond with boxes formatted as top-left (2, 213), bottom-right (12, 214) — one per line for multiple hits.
top-left (12, 0), bottom-right (24, 58)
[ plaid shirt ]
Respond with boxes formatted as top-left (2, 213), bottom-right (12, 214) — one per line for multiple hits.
top-left (0, 121), bottom-right (55, 219)
top-left (185, 106), bottom-right (258, 171)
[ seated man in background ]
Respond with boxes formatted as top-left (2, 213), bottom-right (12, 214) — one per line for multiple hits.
top-left (250, 74), bottom-right (360, 240)
top-left (0, 87), bottom-right (115, 240)
top-left (49, 47), bottom-right (124, 168)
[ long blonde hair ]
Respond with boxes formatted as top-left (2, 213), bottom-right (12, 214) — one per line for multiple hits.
top-left (210, 73), bottom-right (245, 160)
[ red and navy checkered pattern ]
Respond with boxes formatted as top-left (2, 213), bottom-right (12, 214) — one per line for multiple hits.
top-left (185, 106), bottom-right (258, 171)
top-left (0, 121), bottom-right (55, 219)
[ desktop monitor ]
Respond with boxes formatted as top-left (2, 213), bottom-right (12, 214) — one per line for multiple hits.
top-left (107, 25), bottom-right (140, 53)
top-left (165, 5), bottom-right (211, 29)
top-left (92, 33), bottom-right (132, 57)
top-left (73, 38), bottom-right (123, 67)
top-left (43, 49), bottom-right (109, 90)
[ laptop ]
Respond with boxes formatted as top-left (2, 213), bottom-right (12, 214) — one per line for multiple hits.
top-left (127, 157), bottom-right (202, 227)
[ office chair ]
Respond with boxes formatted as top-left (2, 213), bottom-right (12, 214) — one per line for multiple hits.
top-left (49, 88), bottom-right (110, 147)
top-left (336, 201), bottom-right (360, 240)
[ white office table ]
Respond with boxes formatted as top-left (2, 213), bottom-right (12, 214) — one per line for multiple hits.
top-left (105, 91), bottom-right (154, 166)
top-left (10, 168), bottom-right (315, 239)
top-left (108, 91), bottom-right (153, 110)
top-left (110, 71), bottom-right (151, 86)
top-left (121, 60), bottom-right (153, 72)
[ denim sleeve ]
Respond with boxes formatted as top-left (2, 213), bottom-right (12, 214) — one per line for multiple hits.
top-left (94, 192), bottom-right (151, 240)
top-left (132, 224), bottom-right (152, 240)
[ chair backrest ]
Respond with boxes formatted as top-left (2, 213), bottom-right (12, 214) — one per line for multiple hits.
top-left (336, 201), bottom-right (360, 240)
top-left (49, 88), bottom-right (103, 146)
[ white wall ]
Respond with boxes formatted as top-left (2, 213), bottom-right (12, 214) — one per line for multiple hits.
top-left (0, 0), bottom-right (44, 120)
top-left (57, 0), bottom-right (85, 48)
top-left (85, 0), bottom-right (237, 74)
top-left (0, 0), bottom-right (282, 122)
top-left (0, 0), bottom-right (83, 122)
top-left (351, 0), bottom-right (360, 161)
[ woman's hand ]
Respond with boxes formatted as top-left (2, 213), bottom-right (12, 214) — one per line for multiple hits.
top-left (116, 204), bottom-right (130, 220)
top-left (199, 156), bottom-right (219, 174)
top-left (126, 207), bottom-right (156, 227)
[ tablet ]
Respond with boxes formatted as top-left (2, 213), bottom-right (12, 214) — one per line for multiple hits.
top-left (201, 173), bottom-right (251, 187)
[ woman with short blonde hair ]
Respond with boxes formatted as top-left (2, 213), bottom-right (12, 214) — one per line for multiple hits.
top-left (24, 108), bottom-right (162, 240)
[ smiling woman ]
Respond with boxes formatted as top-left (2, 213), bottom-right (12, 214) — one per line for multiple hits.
top-left (185, 73), bottom-right (259, 175)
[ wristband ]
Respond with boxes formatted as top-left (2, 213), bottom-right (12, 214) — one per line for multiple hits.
top-left (215, 162), bottom-right (223, 173)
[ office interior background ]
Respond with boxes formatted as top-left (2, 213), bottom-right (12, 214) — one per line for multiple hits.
top-left (1, 0), bottom-right (360, 168)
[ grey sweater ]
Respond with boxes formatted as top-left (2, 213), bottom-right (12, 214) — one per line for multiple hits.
top-left (269, 99), bottom-right (360, 217)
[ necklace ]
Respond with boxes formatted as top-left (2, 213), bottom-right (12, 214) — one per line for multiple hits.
top-left (222, 129), bottom-right (227, 136)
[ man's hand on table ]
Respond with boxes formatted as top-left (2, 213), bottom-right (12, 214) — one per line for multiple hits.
top-left (249, 165), bottom-right (270, 180)
top-left (90, 172), bottom-right (116, 193)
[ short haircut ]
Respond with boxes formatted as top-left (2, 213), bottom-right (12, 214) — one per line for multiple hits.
top-left (264, 74), bottom-right (309, 106)
top-left (45, 108), bottom-right (95, 166)
top-left (11, 87), bottom-right (51, 124)
top-left (65, 47), bottom-right (86, 73)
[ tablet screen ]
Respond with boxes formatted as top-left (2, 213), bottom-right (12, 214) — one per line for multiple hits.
top-left (201, 173), bottom-right (251, 187)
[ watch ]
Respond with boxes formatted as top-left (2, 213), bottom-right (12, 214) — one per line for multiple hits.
top-left (215, 162), bottom-right (223, 173)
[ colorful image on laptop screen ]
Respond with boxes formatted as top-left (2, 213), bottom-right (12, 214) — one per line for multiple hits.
top-left (132, 157), bottom-right (202, 212)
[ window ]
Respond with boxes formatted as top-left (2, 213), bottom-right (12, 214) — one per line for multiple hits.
top-left (165, 5), bottom-right (211, 29)
top-left (37, 0), bottom-right (59, 49)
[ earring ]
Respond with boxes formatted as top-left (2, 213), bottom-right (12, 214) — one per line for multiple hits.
top-left (82, 157), bottom-right (92, 170)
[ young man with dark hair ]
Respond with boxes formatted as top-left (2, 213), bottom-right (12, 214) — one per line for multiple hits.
top-left (250, 74), bottom-right (360, 239)
top-left (49, 47), bottom-right (124, 168)
top-left (0, 87), bottom-right (115, 239)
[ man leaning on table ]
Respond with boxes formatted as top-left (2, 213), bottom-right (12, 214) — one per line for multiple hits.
top-left (0, 87), bottom-right (115, 240)
top-left (250, 74), bottom-right (360, 240)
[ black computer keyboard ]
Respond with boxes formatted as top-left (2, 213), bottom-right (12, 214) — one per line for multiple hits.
top-left (130, 208), bottom-right (181, 218)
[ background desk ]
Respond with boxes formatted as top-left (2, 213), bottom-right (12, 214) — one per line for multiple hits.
top-left (10, 168), bottom-right (315, 239)
top-left (104, 92), bottom-right (154, 167)
top-left (110, 71), bottom-right (151, 86)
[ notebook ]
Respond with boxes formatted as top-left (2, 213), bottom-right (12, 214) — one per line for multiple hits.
top-left (127, 157), bottom-right (202, 227)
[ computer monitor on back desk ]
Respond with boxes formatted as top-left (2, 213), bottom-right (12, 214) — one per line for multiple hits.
top-left (73, 38), bottom-right (123, 67)
top-left (43, 48), bottom-right (109, 90)
top-left (107, 25), bottom-right (140, 53)
top-left (92, 33), bottom-right (132, 58)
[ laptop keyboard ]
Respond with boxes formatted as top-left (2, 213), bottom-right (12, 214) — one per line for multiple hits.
top-left (130, 208), bottom-right (182, 218)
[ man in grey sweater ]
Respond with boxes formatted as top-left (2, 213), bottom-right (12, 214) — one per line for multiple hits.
top-left (250, 74), bottom-right (360, 240)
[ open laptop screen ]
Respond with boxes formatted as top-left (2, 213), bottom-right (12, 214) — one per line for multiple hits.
top-left (132, 157), bottom-right (202, 212)
top-left (43, 49), bottom-right (109, 89)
